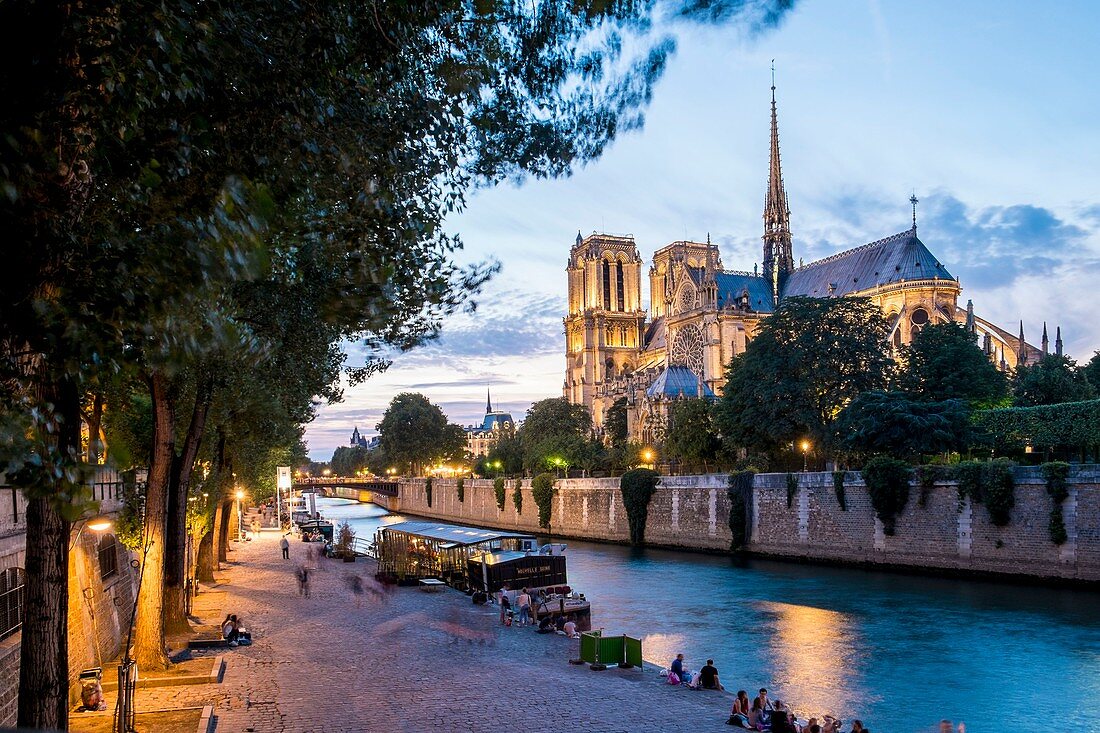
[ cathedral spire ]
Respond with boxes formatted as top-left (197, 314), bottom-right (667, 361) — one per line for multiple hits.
top-left (1042, 322), bottom-right (1049, 355)
top-left (910, 194), bottom-right (919, 231)
top-left (486, 387), bottom-right (493, 414)
top-left (1018, 321), bottom-right (1028, 366)
top-left (1056, 326), bottom-right (1063, 356)
top-left (965, 299), bottom-right (975, 333)
top-left (762, 61), bottom-right (794, 306)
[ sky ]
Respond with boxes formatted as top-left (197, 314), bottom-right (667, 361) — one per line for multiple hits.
top-left (305, 1), bottom-right (1100, 459)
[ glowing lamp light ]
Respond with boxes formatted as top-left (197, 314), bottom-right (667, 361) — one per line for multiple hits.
top-left (800, 440), bottom-right (811, 453)
top-left (641, 448), bottom-right (655, 463)
top-left (235, 490), bottom-right (245, 501)
top-left (86, 516), bottom-right (113, 532)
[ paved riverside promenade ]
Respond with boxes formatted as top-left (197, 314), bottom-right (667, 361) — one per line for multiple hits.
top-left (136, 530), bottom-right (744, 733)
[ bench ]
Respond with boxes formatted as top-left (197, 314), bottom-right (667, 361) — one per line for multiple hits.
top-left (418, 578), bottom-right (446, 593)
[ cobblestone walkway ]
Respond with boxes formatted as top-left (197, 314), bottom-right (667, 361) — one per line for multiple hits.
top-left (136, 532), bottom-right (740, 733)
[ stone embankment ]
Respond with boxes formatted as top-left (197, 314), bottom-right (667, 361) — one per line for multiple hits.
top-left (343, 467), bottom-right (1100, 583)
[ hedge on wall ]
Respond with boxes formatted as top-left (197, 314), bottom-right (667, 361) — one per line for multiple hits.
top-left (981, 460), bottom-right (1016, 526)
top-left (914, 464), bottom-right (951, 508)
top-left (832, 471), bottom-right (847, 511)
top-left (861, 456), bottom-right (911, 535)
top-left (954, 459), bottom-right (1016, 526)
top-left (512, 479), bottom-right (523, 514)
top-left (620, 468), bottom-right (660, 546)
top-left (786, 473), bottom-right (799, 509)
top-left (494, 477), bottom-right (506, 511)
top-left (1042, 461), bottom-right (1070, 545)
top-left (973, 398), bottom-right (1100, 450)
top-left (456, 477), bottom-right (465, 503)
top-left (425, 477), bottom-right (433, 508)
top-left (531, 473), bottom-right (556, 529)
top-left (727, 470), bottom-right (755, 550)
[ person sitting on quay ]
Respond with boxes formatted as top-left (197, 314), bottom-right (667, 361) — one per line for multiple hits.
top-left (747, 697), bottom-right (768, 730)
top-left (769, 700), bottom-right (797, 733)
top-left (692, 658), bottom-right (723, 690)
top-left (537, 614), bottom-right (555, 634)
top-left (727, 689), bottom-right (750, 727)
top-left (669, 653), bottom-right (685, 684)
top-left (562, 616), bottom-right (579, 638)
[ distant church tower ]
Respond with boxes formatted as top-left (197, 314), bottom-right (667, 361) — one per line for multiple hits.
top-left (762, 65), bottom-right (794, 305)
top-left (563, 232), bottom-right (645, 425)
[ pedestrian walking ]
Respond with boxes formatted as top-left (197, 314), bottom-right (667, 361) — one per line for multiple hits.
top-left (297, 565), bottom-right (311, 597)
top-left (280, 534), bottom-right (290, 559)
top-left (347, 574), bottom-right (365, 608)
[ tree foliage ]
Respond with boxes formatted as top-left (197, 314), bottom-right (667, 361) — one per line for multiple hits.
top-left (664, 399), bottom-right (720, 472)
top-left (518, 398), bottom-right (596, 473)
top-left (1042, 461), bottom-right (1070, 545)
top-left (377, 393), bottom-right (467, 475)
top-left (900, 323), bottom-right (1008, 406)
top-left (604, 397), bottom-right (630, 447)
top-left (727, 470), bottom-right (754, 550)
top-left (715, 297), bottom-right (893, 460)
top-left (1012, 355), bottom-right (1096, 407)
top-left (833, 391), bottom-right (970, 459)
top-left (494, 477), bottom-right (507, 512)
top-left (972, 399), bottom-right (1100, 452)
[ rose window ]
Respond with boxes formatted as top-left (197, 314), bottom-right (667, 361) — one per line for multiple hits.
top-left (670, 324), bottom-right (705, 375)
top-left (677, 285), bottom-right (696, 313)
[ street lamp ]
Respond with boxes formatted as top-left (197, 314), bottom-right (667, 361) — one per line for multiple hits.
top-left (800, 440), bottom-right (811, 472)
top-left (641, 447), bottom-right (655, 468)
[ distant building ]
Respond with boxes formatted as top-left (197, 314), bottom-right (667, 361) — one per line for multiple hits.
top-left (465, 389), bottom-right (515, 457)
top-left (350, 426), bottom-right (378, 450)
top-left (564, 79), bottom-right (1052, 444)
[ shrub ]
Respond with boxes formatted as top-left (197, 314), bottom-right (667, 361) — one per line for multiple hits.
top-left (531, 473), bottom-right (556, 529)
top-left (832, 471), bottom-right (847, 511)
top-left (494, 477), bottom-right (506, 511)
top-left (620, 468), bottom-right (660, 546)
top-left (727, 470), bottom-right (755, 550)
top-left (954, 459), bottom-right (1016, 526)
top-left (425, 477), bottom-right (433, 508)
top-left (1042, 461), bottom-right (1071, 545)
top-left (336, 520), bottom-right (356, 556)
top-left (786, 473), bottom-right (799, 508)
top-left (512, 480), bottom-right (523, 514)
top-left (914, 464), bottom-right (951, 508)
top-left (861, 456), bottom-right (911, 535)
top-left (456, 477), bottom-right (465, 503)
top-left (982, 459), bottom-right (1015, 527)
top-left (954, 461), bottom-right (983, 510)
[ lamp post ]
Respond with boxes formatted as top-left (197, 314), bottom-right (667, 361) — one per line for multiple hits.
top-left (235, 489), bottom-right (245, 541)
top-left (800, 440), bottom-right (811, 472)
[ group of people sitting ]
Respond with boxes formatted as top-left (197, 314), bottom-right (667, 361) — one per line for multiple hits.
top-left (725, 688), bottom-right (860, 733)
top-left (665, 659), bottom-right (867, 733)
top-left (496, 584), bottom-right (580, 637)
top-left (221, 614), bottom-right (253, 647)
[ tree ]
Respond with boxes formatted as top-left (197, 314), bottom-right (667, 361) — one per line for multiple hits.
top-left (478, 431), bottom-right (524, 477)
top-left (518, 398), bottom-right (595, 473)
top-left (714, 297), bottom-right (894, 461)
top-left (1083, 352), bottom-right (1100, 392)
top-left (1013, 355), bottom-right (1096, 406)
top-left (604, 397), bottom-right (630, 447)
top-left (833, 391), bottom-right (971, 460)
top-left (331, 446), bottom-right (371, 477)
top-left (900, 323), bottom-right (1008, 406)
top-left (664, 399), bottom-right (721, 472)
top-left (377, 393), bottom-right (467, 475)
top-left (0, 0), bottom-right (795, 724)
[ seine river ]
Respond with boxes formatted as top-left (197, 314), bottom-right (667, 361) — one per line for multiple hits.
top-left (317, 496), bottom-right (1100, 733)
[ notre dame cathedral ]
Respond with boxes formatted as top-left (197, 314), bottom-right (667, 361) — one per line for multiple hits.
top-left (563, 82), bottom-right (1053, 443)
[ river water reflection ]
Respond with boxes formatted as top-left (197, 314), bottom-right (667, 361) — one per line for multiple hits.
top-left (319, 497), bottom-right (1100, 732)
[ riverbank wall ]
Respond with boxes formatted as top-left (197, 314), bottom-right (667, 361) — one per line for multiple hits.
top-left (361, 467), bottom-right (1100, 583)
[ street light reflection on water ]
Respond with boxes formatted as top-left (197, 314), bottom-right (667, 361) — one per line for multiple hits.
top-left (320, 497), bottom-right (1100, 732)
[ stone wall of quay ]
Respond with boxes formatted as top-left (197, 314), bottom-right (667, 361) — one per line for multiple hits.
top-left (365, 467), bottom-right (1100, 583)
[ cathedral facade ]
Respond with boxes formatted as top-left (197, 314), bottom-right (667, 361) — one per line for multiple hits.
top-left (563, 83), bottom-right (1047, 443)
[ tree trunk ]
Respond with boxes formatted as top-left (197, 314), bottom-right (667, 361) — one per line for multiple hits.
top-left (217, 499), bottom-right (232, 562)
top-left (133, 372), bottom-right (175, 671)
top-left (196, 529), bottom-right (215, 582)
top-left (164, 376), bottom-right (212, 634)
top-left (86, 391), bottom-right (104, 464)
top-left (17, 376), bottom-right (79, 730)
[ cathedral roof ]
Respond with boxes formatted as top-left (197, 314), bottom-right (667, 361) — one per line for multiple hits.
top-left (714, 272), bottom-right (775, 313)
top-left (645, 365), bottom-right (716, 400)
top-left (782, 228), bottom-right (955, 299)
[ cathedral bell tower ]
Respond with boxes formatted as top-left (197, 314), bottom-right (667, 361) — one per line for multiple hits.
top-left (563, 232), bottom-right (646, 423)
top-left (762, 65), bottom-right (795, 305)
